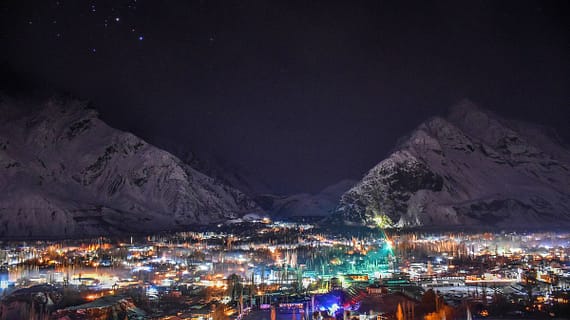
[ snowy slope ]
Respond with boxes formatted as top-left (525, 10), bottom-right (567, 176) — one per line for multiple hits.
top-left (335, 100), bottom-right (570, 229)
top-left (161, 147), bottom-right (274, 197)
top-left (0, 96), bottom-right (260, 238)
top-left (256, 179), bottom-right (356, 217)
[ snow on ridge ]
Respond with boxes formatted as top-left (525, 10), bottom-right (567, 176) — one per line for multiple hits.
top-left (0, 96), bottom-right (261, 238)
top-left (256, 179), bottom-right (358, 218)
top-left (335, 100), bottom-right (570, 229)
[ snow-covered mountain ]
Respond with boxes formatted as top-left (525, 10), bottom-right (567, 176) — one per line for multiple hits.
top-left (151, 145), bottom-right (273, 197)
top-left (335, 100), bottom-right (570, 229)
top-left (256, 179), bottom-right (356, 217)
top-left (0, 96), bottom-right (260, 239)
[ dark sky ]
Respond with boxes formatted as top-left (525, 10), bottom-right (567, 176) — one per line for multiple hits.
top-left (1, 0), bottom-right (569, 194)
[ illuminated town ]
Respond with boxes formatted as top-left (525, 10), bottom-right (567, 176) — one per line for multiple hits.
top-left (0, 219), bottom-right (568, 319)
top-left (2, 0), bottom-right (569, 319)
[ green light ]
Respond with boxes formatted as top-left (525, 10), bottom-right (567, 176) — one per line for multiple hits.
top-left (372, 214), bottom-right (393, 229)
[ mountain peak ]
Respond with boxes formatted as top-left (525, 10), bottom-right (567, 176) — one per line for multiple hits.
top-left (447, 98), bottom-right (495, 125)
top-left (449, 98), bottom-right (480, 111)
top-left (0, 96), bottom-right (260, 239)
top-left (335, 101), bottom-right (570, 229)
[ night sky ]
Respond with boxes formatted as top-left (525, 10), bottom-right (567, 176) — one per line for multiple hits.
top-left (1, 0), bottom-right (568, 194)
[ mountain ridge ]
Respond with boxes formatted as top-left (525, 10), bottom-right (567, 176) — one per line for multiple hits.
top-left (255, 179), bottom-right (357, 217)
top-left (0, 96), bottom-right (261, 239)
top-left (335, 99), bottom-right (570, 229)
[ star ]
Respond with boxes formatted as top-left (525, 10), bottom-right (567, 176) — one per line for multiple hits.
top-left (138, 35), bottom-right (144, 41)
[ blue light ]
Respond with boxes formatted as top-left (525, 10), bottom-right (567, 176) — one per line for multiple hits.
top-left (328, 303), bottom-right (339, 314)
top-left (132, 266), bottom-right (152, 272)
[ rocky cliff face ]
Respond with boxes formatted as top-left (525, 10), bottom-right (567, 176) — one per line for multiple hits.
top-left (335, 100), bottom-right (570, 229)
top-left (0, 96), bottom-right (260, 238)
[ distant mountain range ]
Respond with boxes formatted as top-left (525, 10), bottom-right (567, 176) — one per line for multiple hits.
top-left (335, 100), bottom-right (570, 229)
top-left (255, 179), bottom-right (357, 218)
top-left (0, 96), bottom-right (260, 239)
top-left (1, 96), bottom-right (569, 238)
